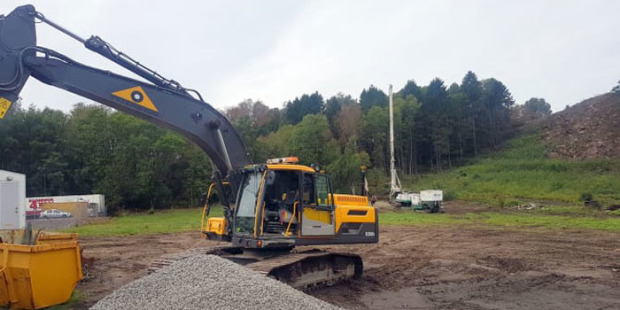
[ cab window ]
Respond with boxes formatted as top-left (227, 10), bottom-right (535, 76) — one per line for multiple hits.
top-left (235, 172), bottom-right (262, 234)
top-left (315, 174), bottom-right (331, 207)
top-left (302, 174), bottom-right (316, 205)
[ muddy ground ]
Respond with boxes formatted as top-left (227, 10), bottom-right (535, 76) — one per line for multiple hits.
top-left (76, 206), bottom-right (619, 310)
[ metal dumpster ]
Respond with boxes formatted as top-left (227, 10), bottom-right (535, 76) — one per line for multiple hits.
top-left (0, 230), bottom-right (82, 309)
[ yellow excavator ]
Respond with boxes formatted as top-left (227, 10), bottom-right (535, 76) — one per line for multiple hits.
top-left (0, 5), bottom-right (378, 289)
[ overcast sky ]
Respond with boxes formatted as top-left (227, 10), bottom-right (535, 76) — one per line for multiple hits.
top-left (3, 0), bottom-right (619, 113)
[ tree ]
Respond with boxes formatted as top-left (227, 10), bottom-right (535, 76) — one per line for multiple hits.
top-left (419, 78), bottom-right (450, 171)
top-left (65, 104), bottom-right (113, 195)
top-left (460, 71), bottom-right (483, 155)
top-left (225, 99), bottom-right (253, 123)
top-left (1, 106), bottom-right (71, 196)
top-left (251, 101), bottom-right (271, 127)
top-left (399, 80), bottom-right (422, 100)
top-left (325, 93), bottom-right (356, 137)
top-left (523, 98), bottom-right (552, 118)
top-left (289, 114), bottom-right (338, 166)
top-left (259, 107), bottom-right (281, 134)
top-left (446, 85), bottom-right (467, 165)
top-left (327, 139), bottom-right (370, 193)
top-left (334, 103), bottom-right (362, 147)
top-left (231, 115), bottom-right (260, 162)
top-left (361, 106), bottom-right (388, 171)
top-left (256, 124), bottom-right (294, 161)
top-left (447, 82), bottom-right (460, 95)
top-left (226, 99), bottom-right (279, 134)
top-left (612, 80), bottom-right (620, 94)
top-left (360, 85), bottom-right (388, 113)
top-left (393, 94), bottom-right (420, 174)
top-left (481, 78), bottom-right (515, 148)
top-left (0, 71), bottom-right (526, 205)
top-left (284, 92), bottom-right (324, 124)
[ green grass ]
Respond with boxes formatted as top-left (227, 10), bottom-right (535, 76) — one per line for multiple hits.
top-left (46, 290), bottom-right (86, 310)
top-left (406, 135), bottom-right (620, 206)
top-left (379, 211), bottom-right (620, 232)
top-left (62, 207), bottom-right (222, 237)
top-left (59, 203), bottom-right (619, 238)
top-left (531, 205), bottom-right (614, 217)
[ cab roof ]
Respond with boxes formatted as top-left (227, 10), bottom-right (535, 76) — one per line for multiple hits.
top-left (266, 164), bottom-right (316, 173)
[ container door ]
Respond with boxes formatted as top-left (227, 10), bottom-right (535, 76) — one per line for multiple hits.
top-left (300, 173), bottom-right (335, 236)
top-left (0, 182), bottom-right (19, 229)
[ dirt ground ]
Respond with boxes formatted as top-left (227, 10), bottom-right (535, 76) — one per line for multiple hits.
top-left (76, 206), bottom-right (619, 310)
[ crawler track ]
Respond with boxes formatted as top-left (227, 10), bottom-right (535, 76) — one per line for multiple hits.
top-left (148, 246), bottom-right (363, 290)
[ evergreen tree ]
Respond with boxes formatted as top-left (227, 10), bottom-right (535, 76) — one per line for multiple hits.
top-left (360, 85), bottom-right (388, 113)
top-left (284, 92), bottom-right (324, 124)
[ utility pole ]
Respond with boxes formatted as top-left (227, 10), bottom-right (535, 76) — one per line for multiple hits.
top-left (389, 84), bottom-right (401, 200)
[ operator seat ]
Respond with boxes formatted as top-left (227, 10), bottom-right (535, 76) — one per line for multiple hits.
top-left (279, 190), bottom-right (298, 224)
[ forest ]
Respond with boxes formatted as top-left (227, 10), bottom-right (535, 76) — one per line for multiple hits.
top-left (0, 71), bottom-right (551, 213)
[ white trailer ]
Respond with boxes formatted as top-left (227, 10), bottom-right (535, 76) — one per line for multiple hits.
top-left (420, 190), bottom-right (443, 202)
top-left (395, 193), bottom-right (421, 207)
top-left (0, 170), bottom-right (26, 229)
top-left (26, 194), bottom-right (106, 218)
top-left (419, 190), bottom-right (443, 213)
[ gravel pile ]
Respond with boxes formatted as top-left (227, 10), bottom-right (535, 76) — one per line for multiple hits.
top-left (90, 254), bottom-right (342, 310)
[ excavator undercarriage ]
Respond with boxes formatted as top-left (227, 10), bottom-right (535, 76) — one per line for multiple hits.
top-left (148, 246), bottom-right (363, 290)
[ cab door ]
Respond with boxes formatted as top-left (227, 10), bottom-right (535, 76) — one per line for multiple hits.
top-left (300, 173), bottom-right (335, 236)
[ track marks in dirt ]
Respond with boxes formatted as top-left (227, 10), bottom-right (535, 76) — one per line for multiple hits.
top-left (310, 226), bottom-right (620, 310)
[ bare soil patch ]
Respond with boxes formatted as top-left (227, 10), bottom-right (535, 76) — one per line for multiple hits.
top-left (312, 226), bottom-right (619, 309)
top-left (73, 213), bottom-right (619, 309)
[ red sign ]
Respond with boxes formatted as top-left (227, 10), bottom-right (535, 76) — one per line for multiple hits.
top-left (26, 198), bottom-right (54, 215)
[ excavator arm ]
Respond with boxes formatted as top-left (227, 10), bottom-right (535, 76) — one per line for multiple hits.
top-left (0, 5), bottom-right (250, 203)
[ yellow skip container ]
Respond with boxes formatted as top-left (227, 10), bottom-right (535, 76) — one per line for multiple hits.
top-left (0, 231), bottom-right (82, 309)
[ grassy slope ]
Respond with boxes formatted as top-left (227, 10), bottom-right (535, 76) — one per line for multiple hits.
top-left (405, 135), bottom-right (620, 206)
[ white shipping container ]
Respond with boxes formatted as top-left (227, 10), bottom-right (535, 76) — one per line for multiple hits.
top-left (0, 170), bottom-right (26, 229)
top-left (420, 190), bottom-right (443, 202)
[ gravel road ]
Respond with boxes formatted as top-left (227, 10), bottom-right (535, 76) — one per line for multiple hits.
top-left (90, 254), bottom-right (341, 310)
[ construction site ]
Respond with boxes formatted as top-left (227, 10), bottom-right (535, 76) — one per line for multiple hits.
top-left (69, 202), bottom-right (618, 310)
top-left (0, 2), bottom-right (619, 310)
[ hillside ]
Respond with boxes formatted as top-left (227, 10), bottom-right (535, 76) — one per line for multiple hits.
top-left (407, 93), bottom-right (620, 207)
top-left (407, 135), bottom-right (620, 206)
top-left (544, 93), bottom-right (620, 159)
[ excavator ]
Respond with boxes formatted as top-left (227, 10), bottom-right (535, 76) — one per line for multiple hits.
top-left (0, 5), bottom-right (378, 289)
